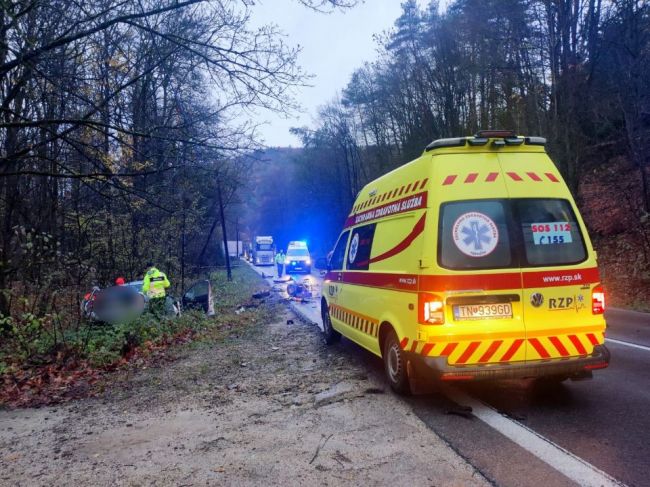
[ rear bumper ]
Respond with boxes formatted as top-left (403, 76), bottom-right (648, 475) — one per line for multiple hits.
top-left (412, 344), bottom-right (610, 381)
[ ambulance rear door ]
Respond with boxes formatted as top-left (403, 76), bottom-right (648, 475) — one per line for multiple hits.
top-left (433, 152), bottom-right (526, 366)
top-left (497, 151), bottom-right (604, 361)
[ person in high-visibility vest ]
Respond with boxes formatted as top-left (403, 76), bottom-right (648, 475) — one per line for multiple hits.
top-left (142, 262), bottom-right (170, 316)
top-left (275, 251), bottom-right (285, 278)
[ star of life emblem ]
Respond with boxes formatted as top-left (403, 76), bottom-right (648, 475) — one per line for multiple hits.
top-left (348, 233), bottom-right (360, 263)
top-left (452, 212), bottom-right (499, 258)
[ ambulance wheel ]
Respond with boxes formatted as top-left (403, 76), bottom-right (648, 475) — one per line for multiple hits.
top-left (321, 301), bottom-right (341, 345)
top-left (383, 331), bottom-right (411, 395)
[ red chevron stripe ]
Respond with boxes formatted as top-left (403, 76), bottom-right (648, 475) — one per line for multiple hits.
top-left (478, 340), bottom-right (503, 363)
top-left (586, 333), bottom-right (599, 346)
top-left (410, 340), bottom-right (419, 353)
top-left (464, 173), bottom-right (478, 183)
top-left (529, 338), bottom-right (550, 358)
top-left (500, 339), bottom-right (524, 362)
top-left (548, 336), bottom-right (570, 356)
top-left (457, 342), bottom-right (481, 364)
top-left (440, 343), bottom-right (458, 357)
top-left (507, 172), bottom-right (524, 181)
top-left (485, 172), bottom-right (499, 182)
top-left (400, 337), bottom-right (409, 350)
top-left (443, 175), bottom-right (457, 185)
top-left (545, 172), bottom-right (560, 182)
top-left (568, 335), bottom-right (587, 355)
top-left (421, 343), bottom-right (434, 356)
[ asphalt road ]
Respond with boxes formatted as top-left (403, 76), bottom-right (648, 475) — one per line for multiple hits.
top-left (251, 262), bottom-right (649, 486)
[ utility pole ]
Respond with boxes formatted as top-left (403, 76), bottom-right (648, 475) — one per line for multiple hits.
top-left (235, 218), bottom-right (239, 259)
top-left (217, 179), bottom-right (232, 281)
top-left (181, 196), bottom-right (187, 296)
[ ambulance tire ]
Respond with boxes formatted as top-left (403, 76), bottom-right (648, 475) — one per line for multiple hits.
top-left (383, 330), bottom-right (411, 395)
top-left (321, 302), bottom-right (341, 345)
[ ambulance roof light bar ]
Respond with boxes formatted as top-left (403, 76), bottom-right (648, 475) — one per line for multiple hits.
top-left (525, 136), bottom-right (547, 146)
top-left (425, 132), bottom-right (547, 152)
top-left (476, 129), bottom-right (516, 138)
top-left (424, 137), bottom-right (466, 151)
top-left (467, 137), bottom-right (489, 146)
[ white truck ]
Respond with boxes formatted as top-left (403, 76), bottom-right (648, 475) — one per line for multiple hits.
top-left (252, 236), bottom-right (274, 266)
top-left (222, 240), bottom-right (243, 259)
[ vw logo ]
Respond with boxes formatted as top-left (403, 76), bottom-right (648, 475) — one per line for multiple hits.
top-left (530, 293), bottom-right (544, 307)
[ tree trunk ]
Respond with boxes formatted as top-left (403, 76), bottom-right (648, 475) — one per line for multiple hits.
top-left (217, 180), bottom-right (232, 281)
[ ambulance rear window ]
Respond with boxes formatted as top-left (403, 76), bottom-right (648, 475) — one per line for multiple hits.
top-left (439, 201), bottom-right (513, 270)
top-left (514, 199), bottom-right (587, 266)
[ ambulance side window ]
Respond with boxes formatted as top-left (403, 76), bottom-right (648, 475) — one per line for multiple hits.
top-left (329, 231), bottom-right (350, 271)
top-left (347, 223), bottom-right (376, 271)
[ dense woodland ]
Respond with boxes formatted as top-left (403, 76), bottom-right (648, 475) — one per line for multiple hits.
top-left (1, 0), bottom-right (649, 380)
top-left (4, 0), bottom-right (649, 314)
top-left (0, 0), bottom-right (358, 320)
top-left (249, 0), bottom-right (650, 309)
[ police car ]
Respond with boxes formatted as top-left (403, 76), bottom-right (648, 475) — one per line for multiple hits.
top-left (321, 130), bottom-right (609, 394)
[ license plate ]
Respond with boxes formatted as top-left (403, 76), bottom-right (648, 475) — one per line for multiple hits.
top-left (453, 303), bottom-right (513, 320)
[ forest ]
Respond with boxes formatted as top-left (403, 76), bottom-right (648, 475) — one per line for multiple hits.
top-left (1, 0), bottom-right (649, 399)
top-left (249, 0), bottom-right (650, 310)
top-left (0, 0), bottom-right (350, 393)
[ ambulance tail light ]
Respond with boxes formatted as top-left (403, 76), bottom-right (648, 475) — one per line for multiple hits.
top-left (419, 293), bottom-right (445, 325)
top-left (592, 285), bottom-right (605, 314)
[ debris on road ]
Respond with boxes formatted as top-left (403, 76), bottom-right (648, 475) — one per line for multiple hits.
top-left (309, 433), bottom-right (333, 464)
top-left (273, 276), bottom-right (292, 284)
top-left (252, 291), bottom-right (271, 299)
top-left (314, 381), bottom-right (355, 407)
top-left (446, 405), bottom-right (474, 419)
top-left (0, 288), bottom-right (488, 486)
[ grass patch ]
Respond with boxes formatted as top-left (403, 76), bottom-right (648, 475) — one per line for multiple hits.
top-left (1, 265), bottom-right (276, 407)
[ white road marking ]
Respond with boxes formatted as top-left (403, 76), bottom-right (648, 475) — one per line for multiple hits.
top-left (440, 384), bottom-right (624, 487)
top-left (606, 338), bottom-right (650, 352)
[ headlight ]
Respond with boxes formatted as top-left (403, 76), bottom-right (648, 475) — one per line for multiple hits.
top-left (284, 259), bottom-right (290, 265)
top-left (306, 258), bottom-right (311, 265)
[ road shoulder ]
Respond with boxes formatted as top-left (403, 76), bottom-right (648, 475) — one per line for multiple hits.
top-left (0, 275), bottom-right (488, 486)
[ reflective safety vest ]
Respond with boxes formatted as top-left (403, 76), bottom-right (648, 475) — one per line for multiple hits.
top-left (275, 253), bottom-right (284, 264)
top-left (142, 267), bottom-right (170, 298)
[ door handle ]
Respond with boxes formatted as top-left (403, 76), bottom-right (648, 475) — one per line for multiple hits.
top-left (337, 272), bottom-right (342, 281)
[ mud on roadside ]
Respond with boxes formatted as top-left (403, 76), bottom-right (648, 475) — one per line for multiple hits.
top-left (0, 298), bottom-right (488, 486)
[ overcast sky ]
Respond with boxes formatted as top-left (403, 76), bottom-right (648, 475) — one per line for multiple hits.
top-left (247, 0), bottom-right (432, 148)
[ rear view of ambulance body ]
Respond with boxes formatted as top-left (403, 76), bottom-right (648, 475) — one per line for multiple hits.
top-left (322, 131), bottom-right (609, 393)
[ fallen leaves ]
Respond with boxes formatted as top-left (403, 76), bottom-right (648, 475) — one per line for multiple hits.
top-left (0, 328), bottom-right (197, 408)
top-left (0, 360), bottom-right (101, 408)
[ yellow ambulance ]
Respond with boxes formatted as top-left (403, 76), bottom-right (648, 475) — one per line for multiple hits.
top-left (321, 131), bottom-right (609, 394)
